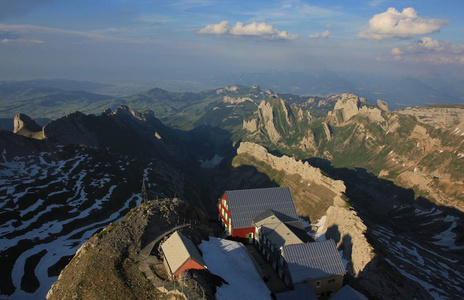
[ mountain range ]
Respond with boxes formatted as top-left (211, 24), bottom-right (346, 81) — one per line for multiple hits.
top-left (1, 81), bottom-right (463, 299)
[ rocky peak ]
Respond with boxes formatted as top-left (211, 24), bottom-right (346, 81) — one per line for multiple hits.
top-left (376, 99), bottom-right (390, 112)
top-left (112, 105), bottom-right (155, 122)
top-left (216, 85), bottom-right (239, 94)
top-left (327, 93), bottom-right (384, 125)
top-left (42, 111), bottom-right (99, 147)
top-left (255, 99), bottom-right (282, 143)
top-left (13, 113), bottom-right (43, 138)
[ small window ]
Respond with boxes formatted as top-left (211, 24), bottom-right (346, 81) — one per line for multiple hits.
top-left (327, 291), bottom-right (334, 297)
top-left (316, 281), bottom-right (321, 288)
top-left (328, 278), bottom-right (335, 284)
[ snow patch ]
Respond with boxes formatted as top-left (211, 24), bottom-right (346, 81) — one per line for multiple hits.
top-left (199, 237), bottom-right (271, 300)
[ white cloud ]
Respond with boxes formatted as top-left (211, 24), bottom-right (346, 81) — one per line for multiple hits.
top-left (359, 7), bottom-right (448, 40)
top-left (198, 21), bottom-right (229, 35)
top-left (198, 21), bottom-right (296, 40)
top-left (0, 38), bottom-right (43, 44)
top-left (309, 30), bottom-right (330, 39)
top-left (390, 37), bottom-right (464, 64)
top-left (0, 23), bottom-right (158, 45)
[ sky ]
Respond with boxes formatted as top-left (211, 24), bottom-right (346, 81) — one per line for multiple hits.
top-left (0, 0), bottom-right (463, 101)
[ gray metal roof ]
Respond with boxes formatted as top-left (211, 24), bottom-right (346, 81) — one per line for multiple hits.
top-left (225, 187), bottom-right (298, 229)
top-left (261, 222), bottom-right (305, 248)
top-left (330, 285), bottom-right (368, 300)
top-left (253, 209), bottom-right (299, 225)
top-left (161, 231), bottom-right (206, 275)
top-left (282, 239), bottom-right (345, 284)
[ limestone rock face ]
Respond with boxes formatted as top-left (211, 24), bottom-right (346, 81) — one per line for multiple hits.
top-left (327, 93), bottom-right (384, 125)
top-left (216, 85), bottom-right (239, 94)
top-left (327, 93), bottom-right (365, 124)
top-left (322, 122), bottom-right (332, 141)
top-left (237, 142), bottom-right (346, 199)
top-left (13, 113), bottom-right (43, 139)
top-left (324, 206), bottom-right (375, 276)
top-left (398, 106), bottom-right (464, 132)
top-left (243, 118), bottom-right (259, 133)
top-left (376, 99), bottom-right (390, 112)
top-left (223, 95), bottom-right (254, 104)
top-left (257, 100), bottom-right (282, 143)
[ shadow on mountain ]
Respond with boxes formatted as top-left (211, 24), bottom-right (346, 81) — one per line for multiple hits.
top-left (308, 157), bottom-right (464, 299)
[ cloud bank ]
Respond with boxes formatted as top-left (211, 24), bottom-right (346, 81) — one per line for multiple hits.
top-left (198, 21), bottom-right (297, 40)
top-left (359, 7), bottom-right (448, 40)
top-left (391, 37), bottom-right (464, 64)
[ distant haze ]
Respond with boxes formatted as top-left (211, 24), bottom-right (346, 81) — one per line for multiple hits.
top-left (0, 0), bottom-right (463, 108)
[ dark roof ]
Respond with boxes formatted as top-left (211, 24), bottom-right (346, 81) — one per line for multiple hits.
top-left (225, 187), bottom-right (298, 229)
top-left (330, 285), bottom-right (368, 300)
top-left (282, 239), bottom-right (345, 283)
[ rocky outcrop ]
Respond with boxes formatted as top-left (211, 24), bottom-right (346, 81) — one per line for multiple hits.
top-left (324, 206), bottom-right (375, 276)
top-left (322, 122), bottom-right (332, 141)
top-left (216, 85), bottom-right (239, 94)
top-left (236, 142), bottom-right (345, 205)
top-left (326, 93), bottom-right (384, 125)
top-left (242, 97), bottom-right (314, 147)
top-left (13, 113), bottom-right (44, 139)
top-left (376, 99), bottom-right (390, 112)
top-left (223, 95), bottom-right (254, 104)
top-left (256, 100), bottom-right (282, 143)
top-left (398, 105), bottom-right (464, 132)
top-left (327, 93), bottom-right (366, 124)
top-left (243, 118), bottom-right (259, 133)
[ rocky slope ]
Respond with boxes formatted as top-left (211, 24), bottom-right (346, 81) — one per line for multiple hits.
top-left (47, 198), bottom-right (209, 300)
top-left (0, 107), bottom-right (208, 299)
top-left (237, 93), bottom-right (464, 212)
top-left (231, 141), bottom-right (464, 299)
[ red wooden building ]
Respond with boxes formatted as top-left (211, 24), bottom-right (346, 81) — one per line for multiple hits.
top-left (161, 231), bottom-right (207, 278)
top-left (217, 187), bottom-right (299, 243)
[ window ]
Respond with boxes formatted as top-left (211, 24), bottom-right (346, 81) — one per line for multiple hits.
top-left (328, 279), bottom-right (335, 284)
top-left (327, 291), bottom-right (334, 297)
top-left (316, 281), bottom-right (321, 288)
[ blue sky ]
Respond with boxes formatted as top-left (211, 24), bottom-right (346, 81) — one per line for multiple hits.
top-left (0, 0), bottom-right (463, 95)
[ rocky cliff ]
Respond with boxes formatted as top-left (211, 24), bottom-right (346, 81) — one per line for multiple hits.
top-left (234, 142), bottom-right (345, 219)
top-left (326, 93), bottom-right (383, 125)
top-left (13, 113), bottom-right (44, 139)
top-left (398, 105), bottom-right (464, 132)
top-left (324, 206), bottom-right (374, 276)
